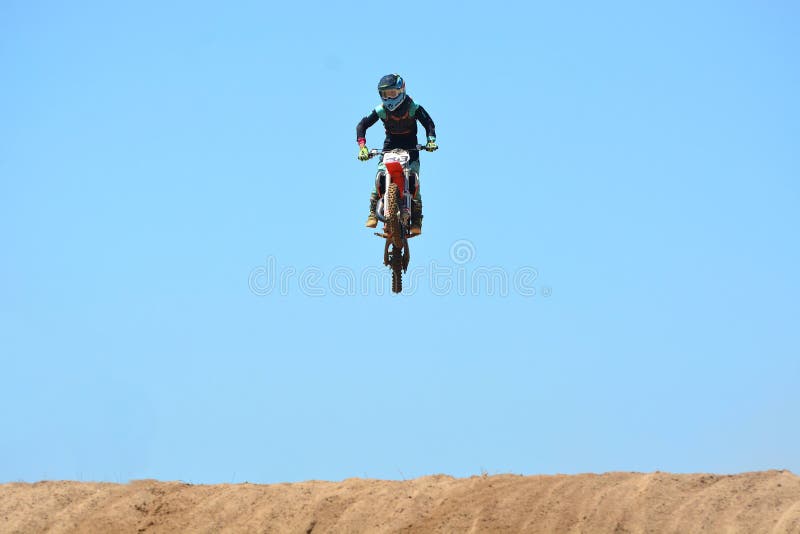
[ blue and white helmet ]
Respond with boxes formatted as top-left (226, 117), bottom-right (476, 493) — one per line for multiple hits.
top-left (378, 73), bottom-right (406, 112)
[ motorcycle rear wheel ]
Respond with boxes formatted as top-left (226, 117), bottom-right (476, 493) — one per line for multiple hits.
top-left (391, 246), bottom-right (403, 294)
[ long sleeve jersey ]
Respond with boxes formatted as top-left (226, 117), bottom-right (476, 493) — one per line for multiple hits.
top-left (356, 97), bottom-right (436, 161)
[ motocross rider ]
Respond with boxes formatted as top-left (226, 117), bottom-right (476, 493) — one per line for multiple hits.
top-left (357, 73), bottom-right (437, 235)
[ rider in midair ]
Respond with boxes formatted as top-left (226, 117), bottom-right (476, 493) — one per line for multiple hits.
top-left (357, 74), bottom-right (437, 235)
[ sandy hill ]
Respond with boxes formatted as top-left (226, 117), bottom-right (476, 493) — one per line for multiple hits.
top-left (1, 471), bottom-right (799, 533)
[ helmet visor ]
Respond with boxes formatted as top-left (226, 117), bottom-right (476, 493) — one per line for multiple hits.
top-left (380, 88), bottom-right (403, 100)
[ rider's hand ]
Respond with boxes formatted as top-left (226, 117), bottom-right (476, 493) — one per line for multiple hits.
top-left (358, 138), bottom-right (370, 161)
top-left (425, 136), bottom-right (438, 152)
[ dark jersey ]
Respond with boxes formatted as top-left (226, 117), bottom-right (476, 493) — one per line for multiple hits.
top-left (356, 97), bottom-right (436, 161)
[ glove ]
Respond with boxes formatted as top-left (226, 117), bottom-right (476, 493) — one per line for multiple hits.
top-left (358, 146), bottom-right (370, 161)
top-left (425, 136), bottom-right (438, 152)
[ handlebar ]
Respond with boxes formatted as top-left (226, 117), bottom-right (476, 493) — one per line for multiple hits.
top-left (364, 145), bottom-right (434, 160)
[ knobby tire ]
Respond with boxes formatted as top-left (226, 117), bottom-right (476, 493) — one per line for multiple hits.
top-left (386, 183), bottom-right (404, 293)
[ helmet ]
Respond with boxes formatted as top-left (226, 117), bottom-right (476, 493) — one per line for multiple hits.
top-left (378, 74), bottom-right (406, 112)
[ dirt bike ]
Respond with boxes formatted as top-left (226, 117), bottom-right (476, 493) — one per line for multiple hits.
top-left (365, 145), bottom-right (431, 294)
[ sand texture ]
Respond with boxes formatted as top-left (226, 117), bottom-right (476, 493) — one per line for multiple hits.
top-left (2, 471), bottom-right (800, 533)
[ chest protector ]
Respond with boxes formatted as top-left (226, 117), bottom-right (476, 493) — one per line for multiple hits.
top-left (376, 101), bottom-right (419, 136)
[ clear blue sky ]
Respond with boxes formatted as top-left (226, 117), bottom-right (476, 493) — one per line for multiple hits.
top-left (2, 1), bottom-right (798, 483)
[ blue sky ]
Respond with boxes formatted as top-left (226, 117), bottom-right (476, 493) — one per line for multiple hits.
top-left (1, 1), bottom-right (798, 483)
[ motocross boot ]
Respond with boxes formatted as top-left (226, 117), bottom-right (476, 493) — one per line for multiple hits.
top-left (365, 190), bottom-right (379, 228)
top-left (410, 195), bottom-right (423, 235)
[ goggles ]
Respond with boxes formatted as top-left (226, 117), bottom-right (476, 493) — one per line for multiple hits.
top-left (380, 88), bottom-right (403, 100)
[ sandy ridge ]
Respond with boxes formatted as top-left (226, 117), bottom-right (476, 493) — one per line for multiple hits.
top-left (1, 470), bottom-right (799, 533)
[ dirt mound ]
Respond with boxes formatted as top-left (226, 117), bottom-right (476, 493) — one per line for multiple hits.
top-left (1, 471), bottom-right (799, 533)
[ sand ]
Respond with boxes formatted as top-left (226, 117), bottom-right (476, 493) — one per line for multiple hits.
top-left (2, 471), bottom-right (799, 533)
